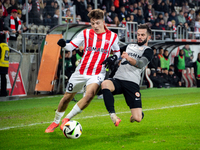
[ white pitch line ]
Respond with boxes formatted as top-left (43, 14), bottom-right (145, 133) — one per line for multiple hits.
top-left (0, 102), bottom-right (199, 131)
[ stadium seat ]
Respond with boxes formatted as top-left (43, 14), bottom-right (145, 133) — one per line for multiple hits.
top-left (145, 68), bottom-right (153, 88)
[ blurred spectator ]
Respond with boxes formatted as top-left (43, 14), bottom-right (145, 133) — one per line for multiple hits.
top-left (7, 0), bottom-right (18, 15)
top-left (152, 0), bottom-right (164, 16)
top-left (182, 44), bottom-right (193, 67)
top-left (155, 13), bottom-right (164, 24)
top-left (86, 0), bottom-right (94, 9)
top-left (64, 9), bottom-right (72, 23)
top-left (51, 9), bottom-right (60, 28)
top-left (137, 1), bottom-right (144, 15)
top-left (0, 8), bottom-right (8, 43)
top-left (4, 0), bottom-right (11, 10)
top-left (183, 22), bottom-right (192, 39)
top-left (167, 1), bottom-right (175, 14)
top-left (165, 21), bottom-right (173, 39)
top-left (4, 9), bottom-right (22, 50)
top-left (64, 50), bottom-right (75, 79)
top-left (188, 9), bottom-right (195, 30)
top-left (119, 0), bottom-right (130, 10)
top-left (105, 11), bottom-right (113, 24)
top-left (144, 4), bottom-right (155, 24)
top-left (81, 4), bottom-right (92, 22)
top-left (159, 19), bottom-right (166, 30)
top-left (149, 68), bottom-right (163, 88)
top-left (136, 9), bottom-right (145, 24)
top-left (0, 7), bottom-right (9, 96)
top-left (167, 10), bottom-right (178, 26)
top-left (29, 0), bottom-right (42, 25)
top-left (151, 20), bottom-right (162, 39)
top-left (177, 10), bottom-right (186, 25)
top-left (193, 52), bottom-right (200, 87)
top-left (163, 50), bottom-right (170, 70)
top-left (22, 0), bottom-right (32, 13)
top-left (133, 2), bottom-right (139, 11)
top-left (158, 47), bottom-right (164, 69)
top-left (104, 0), bottom-right (112, 12)
top-left (0, 40), bottom-right (10, 97)
top-left (76, 0), bottom-right (87, 17)
top-left (163, 12), bottom-right (169, 25)
top-left (161, 1), bottom-right (168, 13)
top-left (171, 20), bottom-right (177, 38)
top-left (0, 1), bottom-right (8, 17)
top-left (182, 1), bottom-right (190, 14)
top-left (127, 4), bottom-right (134, 14)
top-left (43, 1), bottom-right (55, 26)
top-left (113, 16), bottom-right (120, 26)
top-left (97, 0), bottom-right (106, 10)
top-left (168, 69), bottom-right (182, 87)
top-left (148, 46), bottom-right (161, 71)
top-left (108, 5), bottom-right (117, 21)
top-left (174, 49), bottom-right (186, 81)
top-left (63, 0), bottom-right (71, 9)
top-left (118, 6), bottom-right (127, 22)
top-left (194, 18), bottom-right (200, 39)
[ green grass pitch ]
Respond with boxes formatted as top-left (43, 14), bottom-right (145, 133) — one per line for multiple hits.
top-left (0, 88), bottom-right (200, 150)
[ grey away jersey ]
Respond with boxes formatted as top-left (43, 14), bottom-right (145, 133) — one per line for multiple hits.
top-left (114, 44), bottom-right (153, 85)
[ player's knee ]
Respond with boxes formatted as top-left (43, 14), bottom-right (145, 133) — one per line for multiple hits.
top-left (101, 80), bottom-right (111, 89)
top-left (84, 93), bottom-right (95, 103)
top-left (62, 93), bottom-right (73, 103)
top-left (132, 115), bottom-right (142, 122)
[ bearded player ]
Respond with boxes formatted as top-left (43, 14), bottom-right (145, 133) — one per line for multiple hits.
top-left (101, 24), bottom-right (153, 126)
top-left (45, 9), bottom-right (120, 133)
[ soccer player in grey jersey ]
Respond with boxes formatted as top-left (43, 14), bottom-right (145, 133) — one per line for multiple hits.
top-left (101, 24), bottom-right (153, 126)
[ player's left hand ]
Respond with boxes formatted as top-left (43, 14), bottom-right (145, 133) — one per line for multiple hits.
top-left (57, 38), bottom-right (66, 47)
top-left (102, 55), bottom-right (118, 68)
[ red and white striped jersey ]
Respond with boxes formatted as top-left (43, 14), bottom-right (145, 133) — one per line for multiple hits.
top-left (65, 28), bottom-right (120, 75)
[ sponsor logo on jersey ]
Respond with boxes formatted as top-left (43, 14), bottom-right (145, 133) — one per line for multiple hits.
top-left (86, 47), bottom-right (109, 54)
top-left (135, 92), bottom-right (140, 97)
top-left (128, 52), bottom-right (141, 59)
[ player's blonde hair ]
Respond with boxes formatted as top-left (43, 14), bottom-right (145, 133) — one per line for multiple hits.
top-left (87, 9), bottom-right (104, 20)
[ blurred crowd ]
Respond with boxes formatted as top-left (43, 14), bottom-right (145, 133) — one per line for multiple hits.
top-left (147, 45), bottom-right (200, 88)
top-left (0, 0), bottom-right (200, 29)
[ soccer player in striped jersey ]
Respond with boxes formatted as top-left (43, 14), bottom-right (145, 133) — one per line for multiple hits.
top-left (45, 9), bottom-right (121, 133)
top-left (101, 24), bottom-right (153, 126)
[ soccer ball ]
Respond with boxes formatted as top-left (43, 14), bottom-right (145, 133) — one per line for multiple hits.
top-left (63, 120), bottom-right (82, 139)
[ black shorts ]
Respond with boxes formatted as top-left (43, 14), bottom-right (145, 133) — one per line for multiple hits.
top-left (109, 78), bottom-right (142, 109)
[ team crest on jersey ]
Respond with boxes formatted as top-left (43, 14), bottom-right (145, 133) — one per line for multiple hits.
top-left (135, 92), bottom-right (140, 97)
top-left (139, 47), bottom-right (144, 50)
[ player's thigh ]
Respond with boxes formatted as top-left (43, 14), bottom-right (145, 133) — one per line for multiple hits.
top-left (66, 71), bottom-right (87, 93)
top-left (85, 83), bottom-right (99, 98)
top-left (122, 81), bottom-right (142, 109)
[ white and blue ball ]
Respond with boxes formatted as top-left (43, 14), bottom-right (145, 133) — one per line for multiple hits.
top-left (63, 120), bottom-right (82, 139)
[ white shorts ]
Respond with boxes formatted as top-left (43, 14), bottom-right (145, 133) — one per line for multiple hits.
top-left (66, 70), bottom-right (105, 93)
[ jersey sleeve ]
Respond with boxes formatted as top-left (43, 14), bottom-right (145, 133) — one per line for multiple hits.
top-left (64, 31), bottom-right (84, 51)
top-left (142, 48), bottom-right (153, 62)
top-left (111, 35), bottom-right (120, 58)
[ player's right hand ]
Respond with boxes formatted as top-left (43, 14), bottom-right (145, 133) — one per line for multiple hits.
top-left (57, 38), bottom-right (66, 47)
